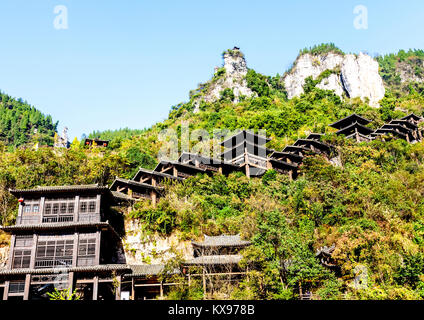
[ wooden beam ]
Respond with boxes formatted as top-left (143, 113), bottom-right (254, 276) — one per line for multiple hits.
top-left (115, 275), bottom-right (121, 300)
top-left (23, 274), bottom-right (31, 300)
top-left (93, 276), bottom-right (99, 300)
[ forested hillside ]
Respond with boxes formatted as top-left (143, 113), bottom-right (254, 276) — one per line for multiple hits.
top-left (2, 45), bottom-right (424, 299)
top-left (0, 91), bottom-right (57, 148)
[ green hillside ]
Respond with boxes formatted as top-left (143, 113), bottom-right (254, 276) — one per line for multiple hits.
top-left (2, 46), bottom-right (424, 299)
top-left (0, 91), bottom-right (57, 148)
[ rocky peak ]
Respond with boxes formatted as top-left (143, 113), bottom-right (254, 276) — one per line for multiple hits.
top-left (193, 47), bottom-right (254, 112)
top-left (284, 51), bottom-right (385, 107)
top-left (222, 47), bottom-right (248, 77)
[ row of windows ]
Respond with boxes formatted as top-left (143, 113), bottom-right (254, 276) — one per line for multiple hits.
top-left (36, 240), bottom-right (74, 258)
top-left (43, 201), bottom-right (97, 215)
top-left (13, 238), bottom-right (97, 268)
top-left (23, 204), bottom-right (39, 214)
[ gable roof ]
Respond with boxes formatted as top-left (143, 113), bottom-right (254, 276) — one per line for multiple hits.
top-left (220, 130), bottom-right (270, 148)
top-left (336, 122), bottom-right (374, 136)
top-left (329, 114), bottom-right (371, 129)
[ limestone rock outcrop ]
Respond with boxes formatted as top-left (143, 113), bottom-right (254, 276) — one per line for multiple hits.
top-left (284, 52), bottom-right (385, 107)
top-left (193, 47), bottom-right (255, 112)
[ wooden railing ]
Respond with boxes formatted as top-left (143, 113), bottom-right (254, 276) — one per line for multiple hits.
top-left (34, 257), bottom-right (73, 269)
top-left (42, 215), bottom-right (74, 223)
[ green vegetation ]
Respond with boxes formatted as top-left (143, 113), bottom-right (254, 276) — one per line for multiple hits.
top-left (300, 43), bottom-right (344, 56)
top-left (377, 49), bottom-right (424, 95)
top-left (2, 46), bottom-right (424, 299)
top-left (0, 91), bottom-right (57, 148)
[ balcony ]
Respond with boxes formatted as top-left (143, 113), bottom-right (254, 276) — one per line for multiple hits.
top-left (42, 215), bottom-right (74, 223)
top-left (34, 257), bottom-right (73, 269)
top-left (16, 213), bottom-right (101, 225)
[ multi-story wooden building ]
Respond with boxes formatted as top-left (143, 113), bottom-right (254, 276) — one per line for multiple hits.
top-left (0, 184), bottom-right (128, 300)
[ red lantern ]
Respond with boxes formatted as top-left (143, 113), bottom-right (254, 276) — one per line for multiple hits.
top-left (18, 198), bottom-right (24, 203)
top-left (86, 141), bottom-right (90, 145)
top-left (103, 143), bottom-right (107, 147)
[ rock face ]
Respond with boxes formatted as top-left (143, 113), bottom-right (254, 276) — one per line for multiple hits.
top-left (284, 52), bottom-right (385, 107)
top-left (0, 246), bottom-right (9, 269)
top-left (193, 48), bottom-right (255, 112)
top-left (398, 61), bottom-right (424, 83)
top-left (123, 220), bottom-right (192, 265)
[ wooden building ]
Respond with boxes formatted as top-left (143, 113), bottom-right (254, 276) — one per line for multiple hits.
top-left (84, 138), bottom-right (110, 148)
top-left (110, 177), bottom-right (164, 205)
top-left (183, 235), bottom-right (251, 297)
top-left (0, 184), bottom-right (128, 300)
top-left (330, 114), bottom-right (374, 142)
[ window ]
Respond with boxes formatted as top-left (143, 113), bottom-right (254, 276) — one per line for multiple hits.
top-left (78, 239), bottom-right (96, 256)
top-left (36, 240), bottom-right (74, 258)
top-left (9, 281), bottom-right (25, 294)
top-left (33, 205), bottom-right (39, 213)
top-left (88, 201), bottom-right (96, 213)
top-left (60, 203), bottom-right (67, 214)
top-left (24, 205), bottom-right (31, 213)
top-left (15, 235), bottom-right (33, 248)
top-left (13, 249), bottom-right (31, 268)
top-left (44, 204), bottom-right (52, 215)
top-left (52, 204), bottom-right (59, 215)
top-left (67, 203), bottom-right (74, 214)
top-left (80, 202), bottom-right (87, 213)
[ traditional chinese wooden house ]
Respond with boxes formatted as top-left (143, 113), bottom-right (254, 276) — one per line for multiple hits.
top-left (109, 177), bottom-right (164, 205)
top-left (183, 235), bottom-right (251, 296)
top-left (401, 113), bottom-right (423, 125)
top-left (330, 114), bottom-right (374, 142)
top-left (374, 123), bottom-right (415, 142)
top-left (84, 138), bottom-right (110, 148)
top-left (0, 184), bottom-right (128, 300)
top-left (220, 130), bottom-right (273, 177)
top-left (178, 152), bottom-right (242, 175)
top-left (123, 264), bottom-right (180, 300)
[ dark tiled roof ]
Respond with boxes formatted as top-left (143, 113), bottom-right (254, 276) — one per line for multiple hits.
top-left (154, 161), bottom-right (207, 174)
top-left (401, 113), bottom-right (423, 122)
top-left (293, 139), bottom-right (332, 152)
top-left (133, 167), bottom-right (184, 182)
top-left (9, 184), bottom-right (110, 196)
top-left (185, 255), bottom-right (243, 265)
top-left (390, 119), bottom-right (418, 130)
top-left (110, 177), bottom-right (163, 192)
top-left (127, 264), bottom-right (180, 277)
top-left (336, 122), bottom-right (374, 136)
top-left (0, 264), bottom-right (129, 276)
top-left (1, 221), bottom-right (113, 232)
top-left (110, 191), bottom-right (138, 202)
top-left (220, 130), bottom-right (270, 148)
top-left (192, 234), bottom-right (251, 248)
top-left (329, 114), bottom-right (371, 129)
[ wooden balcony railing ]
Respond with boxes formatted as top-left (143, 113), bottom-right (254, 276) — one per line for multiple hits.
top-left (34, 257), bottom-right (73, 269)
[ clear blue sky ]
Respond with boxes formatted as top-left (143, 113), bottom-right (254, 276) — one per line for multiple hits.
top-left (0, 0), bottom-right (423, 140)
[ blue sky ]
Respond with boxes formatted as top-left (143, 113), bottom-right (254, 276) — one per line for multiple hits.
top-left (0, 0), bottom-right (423, 140)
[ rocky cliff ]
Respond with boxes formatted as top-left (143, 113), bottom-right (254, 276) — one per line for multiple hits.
top-left (284, 52), bottom-right (385, 107)
top-left (193, 48), bottom-right (255, 112)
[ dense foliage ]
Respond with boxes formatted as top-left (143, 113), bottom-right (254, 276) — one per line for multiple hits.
top-left (0, 91), bottom-right (57, 148)
top-left (2, 46), bottom-right (424, 299)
